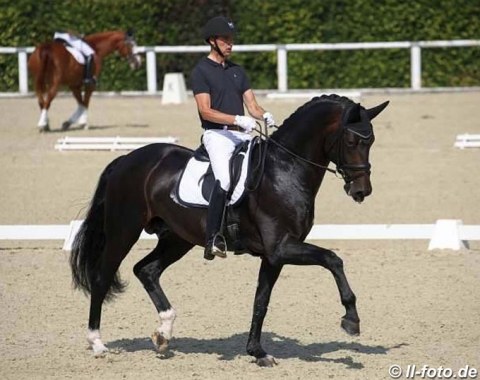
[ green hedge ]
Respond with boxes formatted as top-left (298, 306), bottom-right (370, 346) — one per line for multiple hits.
top-left (0, 0), bottom-right (478, 91)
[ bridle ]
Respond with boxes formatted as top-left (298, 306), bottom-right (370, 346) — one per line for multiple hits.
top-left (253, 118), bottom-right (372, 183)
top-left (324, 121), bottom-right (372, 183)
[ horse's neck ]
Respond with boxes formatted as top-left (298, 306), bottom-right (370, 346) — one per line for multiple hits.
top-left (267, 106), bottom-right (339, 197)
top-left (266, 142), bottom-right (328, 201)
top-left (85, 33), bottom-right (122, 58)
top-left (273, 111), bottom-right (334, 168)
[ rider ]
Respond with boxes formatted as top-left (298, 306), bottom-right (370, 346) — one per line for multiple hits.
top-left (190, 16), bottom-right (275, 261)
top-left (53, 31), bottom-right (96, 85)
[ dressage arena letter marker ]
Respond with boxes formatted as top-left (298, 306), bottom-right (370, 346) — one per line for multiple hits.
top-left (428, 219), bottom-right (467, 250)
top-left (161, 73), bottom-right (187, 105)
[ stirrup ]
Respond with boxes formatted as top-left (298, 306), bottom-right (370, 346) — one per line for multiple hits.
top-left (83, 77), bottom-right (97, 86)
top-left (204, 233), bottom-right (227, 260)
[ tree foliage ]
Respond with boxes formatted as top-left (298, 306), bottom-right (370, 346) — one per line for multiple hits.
top-left (0, 0), bottom-right (478, 91)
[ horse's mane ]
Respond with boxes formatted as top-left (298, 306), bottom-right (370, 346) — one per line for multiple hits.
top-left (280, 94), bottom-right (358, 129)
top-left (84, 31), bottom-right (125, 43)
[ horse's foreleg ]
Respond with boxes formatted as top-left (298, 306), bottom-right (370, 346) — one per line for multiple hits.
top-left (133, 232), bottom-right (193, 353)
top-left (276, 240), bottom-right (360, 335)
top-left (246, 258), bottom-right (282, 367)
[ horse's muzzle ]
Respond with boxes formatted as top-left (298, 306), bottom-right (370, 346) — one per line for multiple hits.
top-left (344, 175), bottom-right (372, 203)
top-left (129, 54), bottom-right (142, 69)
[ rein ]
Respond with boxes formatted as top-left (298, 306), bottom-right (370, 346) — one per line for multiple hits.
top-left (253, 125), bottom-right (338, 176)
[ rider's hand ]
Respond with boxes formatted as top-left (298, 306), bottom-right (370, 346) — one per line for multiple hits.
top-left (262, 112), bottom-right (276, 128)
top-left (234, 115), bottom-right (256, 133)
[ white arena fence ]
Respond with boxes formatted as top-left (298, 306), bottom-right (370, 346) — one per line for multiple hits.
top-left (54, 136), bottom-right (178, 151)
top-left (1, 39), bottom-right (480, 95)
top-left (0, 220), bottom-right (479, 251)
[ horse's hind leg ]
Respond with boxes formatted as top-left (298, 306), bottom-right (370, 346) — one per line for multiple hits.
top-left (87, 227), bottom-right (142, 356)
top-left (274, 240), bottom-right (360, 335)
top-left (37, 75), bottom-right (60, 132)
top-left (133, 231), bottom-right (193, 353)
top-left (62, 86), bottom-right (88, 130)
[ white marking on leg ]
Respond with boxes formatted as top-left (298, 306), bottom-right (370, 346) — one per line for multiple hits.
top-left (157, 308), bottom-right (176, 340)
top-left (87, 329), bottom-right (108, 356)
top-left (77, 106), bottom-right (88, 126)
top-left (68, 105), bottom-right (87, 124)
top-left (37, 109), bottom-right (48, 127)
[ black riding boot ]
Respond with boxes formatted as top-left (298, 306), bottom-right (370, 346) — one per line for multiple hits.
top-left (83, 55), bottom-right (96, 85)
top-left (204, 181), bottom-right (228, 260)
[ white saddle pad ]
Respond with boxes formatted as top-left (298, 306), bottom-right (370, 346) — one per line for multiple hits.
top-left (174, 141), bottom-right (254, 208)
top-left (65, 46), bottom-right (86, 64)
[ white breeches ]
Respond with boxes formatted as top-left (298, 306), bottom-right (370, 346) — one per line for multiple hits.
top-left (202, 128), bottom-right (253, 191)
top-left (53, 32), bottom-right (94, 56)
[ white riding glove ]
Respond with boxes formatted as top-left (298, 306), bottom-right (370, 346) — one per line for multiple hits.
top-left (262, 112), bottom-right (276, 128)
top-left (234, 115), bottom-right (256, 133)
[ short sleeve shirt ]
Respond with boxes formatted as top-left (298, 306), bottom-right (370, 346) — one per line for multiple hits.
top-left (190, 57), bottom-right (251, 130)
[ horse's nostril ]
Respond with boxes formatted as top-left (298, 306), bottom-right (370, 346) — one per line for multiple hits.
top-left (353, 191), bottom-right (365, 203)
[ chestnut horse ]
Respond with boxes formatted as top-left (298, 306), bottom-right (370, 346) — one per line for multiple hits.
top-left (70, 94), bottom-right (389, 366)
top-left (28, 30), bottom-right (142, 132)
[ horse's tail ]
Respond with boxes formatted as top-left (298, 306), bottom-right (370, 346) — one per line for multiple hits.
top-left (70, 156), bottom-right (126, 300)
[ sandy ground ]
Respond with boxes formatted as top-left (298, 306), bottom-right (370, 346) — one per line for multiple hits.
top-left (0, 92), bottom-right (479, 379)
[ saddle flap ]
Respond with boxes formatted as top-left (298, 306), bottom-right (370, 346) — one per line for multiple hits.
top-left (172, 139), bottom-right (256, 208)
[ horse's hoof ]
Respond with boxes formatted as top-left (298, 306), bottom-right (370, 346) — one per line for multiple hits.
top-left (92, 345), bottom-right (109, 358)
top-left (79, 123), bottom-right (89, 130)
top-left (255, 355), bottom-right (277, 367)
top-left (341, 317), bottom-right (360, 336)
top-left (151, 330), bottom-right (169, 353)
top-left (38, 124), bottom-right (50, 133)
top-left (61, 121), bottom-right (71, 131)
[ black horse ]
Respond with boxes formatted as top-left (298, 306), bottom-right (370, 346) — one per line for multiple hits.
top-left (71, 94), bottom-right (388, 366)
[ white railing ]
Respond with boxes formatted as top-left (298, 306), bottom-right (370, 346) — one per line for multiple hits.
top-left (0, 220), bottom-right (479, 251)
top-left (1, 40), bottom-right (479, 95)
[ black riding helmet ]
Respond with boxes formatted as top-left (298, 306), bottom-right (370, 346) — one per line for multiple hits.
top-left (202, 16), bottom-right (236, 43)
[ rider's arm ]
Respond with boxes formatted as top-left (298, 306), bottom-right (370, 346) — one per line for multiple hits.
top-left (194, 93), bottom-right (236, 125)
top-left (243, 89), bottom-right (266, 120)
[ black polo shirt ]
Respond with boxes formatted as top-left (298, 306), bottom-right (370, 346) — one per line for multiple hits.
top-left (190, 57), bottom-right (250, 130)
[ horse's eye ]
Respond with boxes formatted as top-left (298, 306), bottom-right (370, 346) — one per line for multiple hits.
top-left (346, 139), bottom-right (357, 148)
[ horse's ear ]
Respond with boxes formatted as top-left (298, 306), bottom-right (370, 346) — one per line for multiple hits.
top-left (366, 101), bottom-right (389, 120)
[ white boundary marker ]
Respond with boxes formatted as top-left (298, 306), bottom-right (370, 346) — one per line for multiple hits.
top-left (54, 136), bottom-right (178, 151)
top-left (1, 220), bottom-right (479, 251)
top-left (454, 134), bottom-right (480, 149)
top-left (161, 73), bottom-right (187, 104)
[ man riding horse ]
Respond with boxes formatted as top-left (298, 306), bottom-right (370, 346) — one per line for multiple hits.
top-left (191, 16), bottom-right (276, 260)
top-left (53, 31), bottom-right (97, 85)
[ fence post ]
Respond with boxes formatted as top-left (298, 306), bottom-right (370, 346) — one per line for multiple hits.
top-left (146, 49), bottom-right (157, 94)
top-left (18, 49), bottom-right (28, 94)
top-left (411, 43), bottom-right (421, 90)
top-left (277, 45), bottom-right (288, 92)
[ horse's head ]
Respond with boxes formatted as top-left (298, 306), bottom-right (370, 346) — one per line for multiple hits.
top-left (118, 30), bottom-right (142, 69)
top-left (329, 100), bottom-right (389, 203)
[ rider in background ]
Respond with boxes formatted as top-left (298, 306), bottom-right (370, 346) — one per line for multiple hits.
top-left (190, 16), bottom-right (276, 261)
top-left (53, 31), bottom-right (96, 85)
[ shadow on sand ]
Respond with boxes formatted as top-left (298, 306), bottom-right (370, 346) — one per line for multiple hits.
top-left (108, 332), bottom-right (407, 369)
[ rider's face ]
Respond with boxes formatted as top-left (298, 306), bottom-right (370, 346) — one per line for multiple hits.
top-left (214, 35), bottom-right (233, 56)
